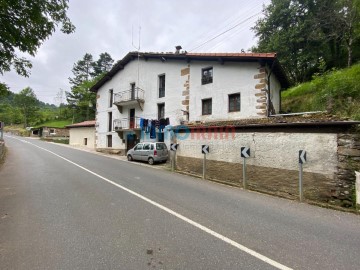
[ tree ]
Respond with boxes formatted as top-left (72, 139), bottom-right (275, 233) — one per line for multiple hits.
top-left (66, 52), bottom-right (113, 122)
top-left (13, 87), bottom-right (39, 127)
top-left (66, 77), bottom-right (98, 123)
top-left (0, 83), bottom-right (9, 98)
top-left (68, 53), bottom-right (94, 88)
top-left (0, 0), bottom-right (75, 77)
top-left (91, 52), bottom-right (114, 77)
top-left (340, 0), bottom-right (360, 66)
top-left (252, 0), bottom-right (360, 84)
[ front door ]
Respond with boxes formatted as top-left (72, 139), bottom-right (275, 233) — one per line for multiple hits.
top-left (129, 108), bottom-right (135, 128)
top-left (127, 133), bottom-right (137, 152)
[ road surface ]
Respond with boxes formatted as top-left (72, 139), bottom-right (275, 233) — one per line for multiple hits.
top-left (0, 136), bottom-right (359, 269)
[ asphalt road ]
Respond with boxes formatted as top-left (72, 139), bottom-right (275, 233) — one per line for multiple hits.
top-left (0, 136), bottom-right (360, 270)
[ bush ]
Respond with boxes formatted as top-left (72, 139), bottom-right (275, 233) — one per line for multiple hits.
top-left (282, 64), bottom-right (360, 120)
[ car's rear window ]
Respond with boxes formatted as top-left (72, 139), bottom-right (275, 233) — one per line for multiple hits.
top-left (156, 143), bottom-right (167, 150)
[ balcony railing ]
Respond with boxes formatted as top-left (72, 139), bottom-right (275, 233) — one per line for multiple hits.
top-left (113, 117), bottom-right (141, 131)
top-left (113, 87), bottom-right (145, 105)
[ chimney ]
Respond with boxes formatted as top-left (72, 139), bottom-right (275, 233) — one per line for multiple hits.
top-left (175, 45), bottom-right (182, 54)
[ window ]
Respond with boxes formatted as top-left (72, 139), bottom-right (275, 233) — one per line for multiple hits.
top-left (229, 93), bottom-right (241, 112)
top-left (143, 143), bottom-right (150, 150)
top-left (135, 144), bottom-right (143, 150)
top-left (158, 103), bottom-right (165, 119)
top-left (107, 135), bottom-right (112, 148)
top-left (130, 83), bottom-right (135, 100)
top-left (84, 138), bottom-right (88, 146)
top-left (109, 89), bottom-right (113, 107)
top-left (159, 74), bottom-right (165, 98)
top-left (202, 98), bottom-right (212, 115)
top-left (49, 129), bottom-right (56, 135)
top-left (202, 67), bottom-right (213, 85)
top-left (156, 143), bottom-right (167, 150)
top-left (108, 112), bottom-right (112, 132)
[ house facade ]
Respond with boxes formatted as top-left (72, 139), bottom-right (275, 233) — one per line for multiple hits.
top-left (66, 120), bottom-right (96, 148)
top-left (91, 51), bottom-right (288, 154)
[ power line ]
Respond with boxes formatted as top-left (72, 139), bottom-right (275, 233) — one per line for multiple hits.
top-left (184, 2), bottom-right (264, 51)
top-left (206, 16), bottom-right (260, 52)
top-left (189, 11), bottom-right (262, 52)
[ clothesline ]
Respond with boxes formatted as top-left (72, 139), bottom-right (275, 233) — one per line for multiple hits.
top-left (96, 108), bottom-right (183, 119)
top-left (139, 117), bottom-right (170, 139)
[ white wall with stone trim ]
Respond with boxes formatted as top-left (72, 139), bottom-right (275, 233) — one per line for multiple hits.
top-left (69, 127), bottom-right (96, 148)
top-left (95, 57), bottom-right (283, 150)
top-left (175, 131), bottom-right (338, 177)
top-left (269, 72), bottom-right (281, 113)
top-left (189, 62), bottom-right (264, 121)
top-left (96, 59), bottom-right (188, 149)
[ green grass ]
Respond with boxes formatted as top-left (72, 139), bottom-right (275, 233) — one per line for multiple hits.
top-left (282, 63), bottom-right (360, 120)
top-left (33, 119), bottom-right (72, 128)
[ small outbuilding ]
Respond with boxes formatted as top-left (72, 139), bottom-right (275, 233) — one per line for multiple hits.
top-left (66, 120), bottom-right (96, 148)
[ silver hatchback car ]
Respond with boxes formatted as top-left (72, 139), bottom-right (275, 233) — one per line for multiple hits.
top-left (127, 142), bottom-right (168, 165)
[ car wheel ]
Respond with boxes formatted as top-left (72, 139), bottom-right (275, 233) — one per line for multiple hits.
top-left (127, 155), bottom-right (133, 161)
top-left (148, 157), bottom-right (154, 165)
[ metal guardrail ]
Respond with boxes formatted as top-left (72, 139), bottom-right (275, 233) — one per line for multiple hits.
top-left (114, 117), bottom-right (141, 130)
top-left (114, 87), bottom-right (145, 104)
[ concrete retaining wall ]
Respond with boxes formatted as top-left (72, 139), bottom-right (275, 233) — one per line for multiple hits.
top-left (174, 127), bottom-right (360, 208)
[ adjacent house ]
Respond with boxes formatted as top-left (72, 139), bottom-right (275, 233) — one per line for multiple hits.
top-left (66, 120), bottom-right (96, 148)
top-left (30, 126), bottom-right (69, 138)
top-left (90, 49), bottom-right (288, 154)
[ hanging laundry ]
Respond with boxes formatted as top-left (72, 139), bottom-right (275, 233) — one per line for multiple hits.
top-left (150, 125), bottom-right (156, 139)
top-left (159, 118), bottom-right (166, 132)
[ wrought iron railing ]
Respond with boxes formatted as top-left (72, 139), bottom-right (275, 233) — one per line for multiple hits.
top-left (113, 87), bottom-right (145, 104)
top-left (113, 117), bottom-right (141, 130)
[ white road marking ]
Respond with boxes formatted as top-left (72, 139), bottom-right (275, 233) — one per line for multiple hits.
top-left (7, 136), bottom-right (293, 270)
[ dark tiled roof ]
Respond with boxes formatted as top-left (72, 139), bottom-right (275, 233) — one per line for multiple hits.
top-left (175, 113), bottom-right (360, 129)
top-left (90, 51), bottom-right (288, 92)
top-left (66, 120), bottom-right (96, 128)
top-left (186, 52), bottom-right (277, 58)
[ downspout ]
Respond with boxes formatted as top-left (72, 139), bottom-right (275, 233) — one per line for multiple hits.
top-left (267, 61), bottom-right (276, 117)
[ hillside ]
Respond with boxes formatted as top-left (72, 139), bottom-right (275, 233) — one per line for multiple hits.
top-left (281, 64), bottom-right (360, 120)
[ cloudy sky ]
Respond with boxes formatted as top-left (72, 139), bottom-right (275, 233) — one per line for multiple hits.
top-left (1, 0), bottom-right (270, 104)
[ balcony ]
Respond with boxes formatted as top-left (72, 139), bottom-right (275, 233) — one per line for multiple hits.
top-left (113, 87), bottom-right (145, 112)
top-left (114, 117), bottom-right (141, 131)
top-left (114, 117), bottom-right (141, 139)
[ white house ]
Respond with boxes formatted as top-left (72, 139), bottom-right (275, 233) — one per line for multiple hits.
top-left (66, 120), bottom-right (96, 149)
top-left (90, 50), bottom-right (288, 154)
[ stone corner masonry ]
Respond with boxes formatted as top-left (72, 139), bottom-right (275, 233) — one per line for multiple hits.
top-left (254, 66), bottom-right (268, 117)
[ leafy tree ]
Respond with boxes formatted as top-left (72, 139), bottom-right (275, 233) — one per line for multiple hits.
top-left (66, 52), bottom-right (113, 122)
top-left (0, 83), bottom-right (9, 97)
top-left (66, 77), bottom-right (99, 122)
top-left (252, 0), bottom-right (360, 84)
top-left (68, 53), bottom-right (94, 88)
top-left (13, 87), bottom-right (40, 127)
top-left (92, 52), bottom-right (114, 77)
top-left (0, 0), bottom-right (75, 77)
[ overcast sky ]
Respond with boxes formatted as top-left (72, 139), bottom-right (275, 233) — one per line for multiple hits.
top-left (1, 0), bottom-right (270, 104)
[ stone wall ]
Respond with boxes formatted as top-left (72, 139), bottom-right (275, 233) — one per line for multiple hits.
top-left (335, 132), bottom-right (360, 206)
top-left (42, 127), bottom-right (69, 138)
top-left (0, 141), bottom-right (5, 161)
top-left (174, 126), bottom-right (360, 208)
